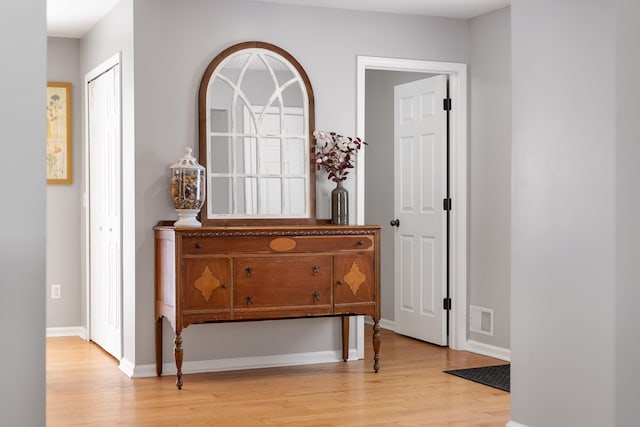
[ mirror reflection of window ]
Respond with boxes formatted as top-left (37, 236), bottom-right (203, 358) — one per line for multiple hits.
top-left (206, 50), bottom-right (308, 217)
top-left (211, 177), bottom-right (231, 215)
top-left (201, 43), bottom-right (314, 222)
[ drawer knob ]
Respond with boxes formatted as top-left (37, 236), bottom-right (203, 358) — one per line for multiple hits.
top-left (357, 240), bottom-right (365, 246)
top-left (245, 266), bottom-right (253, 277)
top-left (337, 280), bottom-right (344, 286)
top-left (312, 291), bottom-right (320, 302)
top-left (246, 295), bottom-right (253, 306)
top-left (221, 283), bottom-right (228, 289)
top-left (195, 242), bottom-right (203, 249)
top-left (312, 265), bottom-right (320, 276)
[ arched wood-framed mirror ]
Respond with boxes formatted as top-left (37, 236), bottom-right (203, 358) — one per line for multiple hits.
top-left (198, 41), bottom-right (316, 226)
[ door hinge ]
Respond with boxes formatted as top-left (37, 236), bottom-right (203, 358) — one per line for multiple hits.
top-left (443, 98), bottom-right (452, 111)
top-left (443, 297), bottom-right (452, 310)
top-left (443, 198), bottom-right (452, 211)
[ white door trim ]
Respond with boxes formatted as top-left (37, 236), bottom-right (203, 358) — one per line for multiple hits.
top-left (356, 56), bottom-right (468, 350)
top-left (83, 52), bottom-right (123, 350)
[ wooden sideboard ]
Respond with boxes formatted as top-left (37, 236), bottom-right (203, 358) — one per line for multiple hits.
top-left (154, 222), bottom-right (381, 389)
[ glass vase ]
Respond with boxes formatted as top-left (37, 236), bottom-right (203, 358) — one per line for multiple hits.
top-left (331, 181), bottom-right (349, 225)
top-left (170, 147), bottom-right (205, 227)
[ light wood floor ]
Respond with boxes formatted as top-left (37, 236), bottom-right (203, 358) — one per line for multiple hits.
top-left (46, 327), bottom-right (510, 426)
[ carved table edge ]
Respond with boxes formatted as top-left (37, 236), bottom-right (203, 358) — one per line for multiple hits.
top-left (177, 229), bottom-right (379, 238)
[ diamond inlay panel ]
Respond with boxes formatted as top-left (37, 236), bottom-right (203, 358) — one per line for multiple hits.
top-left (194, 265), bottom-right (221, 302)
top-left (344, 261), bottom-right (366, 296)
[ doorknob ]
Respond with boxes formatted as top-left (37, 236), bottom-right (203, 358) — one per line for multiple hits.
top-left (390, 219), bottom-right (400, 227)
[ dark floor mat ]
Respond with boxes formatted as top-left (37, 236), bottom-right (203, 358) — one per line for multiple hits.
top-left (444, 364), bottom-right (510, 392)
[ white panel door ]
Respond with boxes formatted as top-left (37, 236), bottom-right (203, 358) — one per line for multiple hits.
top-left (88, 64), bottom-right (122, 360)
top-left (393, 75), bottom-right (448, 345)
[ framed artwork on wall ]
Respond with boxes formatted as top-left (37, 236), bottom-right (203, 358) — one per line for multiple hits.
top-left (47, 81), bottom-right (72, 184)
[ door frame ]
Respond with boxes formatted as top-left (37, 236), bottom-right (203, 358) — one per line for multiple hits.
top-left (356, 56), bottom-right (468, 350)
top-left (83, 52), bottom-right (123, 356)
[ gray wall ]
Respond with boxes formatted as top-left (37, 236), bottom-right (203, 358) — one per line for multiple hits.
top-left (80, 0), bottom-right (137, 365)
top-left (129, 0), bottom-right (469, 366)
top-left (32, 0), bottom-right (640, 423)
top-left (468, 8), bottom-right (511, 349)
top-left (47, 37), bottom-right (83, 329)
top-left (615, 0), bottom-right (640, 424)
top-left (53, 0), bottom-right (516, 369)
top-left (363, 5), bottom-right (512, 352)
top-left (0, 0), bottom-right (46, 424)
top-left (364, 70), bottom-right (436, 323)
top-left (511, 0), bottom-right (617, 425)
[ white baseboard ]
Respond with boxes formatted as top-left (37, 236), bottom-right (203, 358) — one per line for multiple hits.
top-left (506, 421), bottom-right (528, 427)
top-left (106, 324), bottom-right (511, 380)
top-left (119, 357), bottom-right (136, 378)
top-left (362, 321), bottom-right (510, 363)
top-left (378, 318), bottom-right (394, 331)
top-left (128, 348), bottom-right (361, 379)
top-left (46, 326), bottom-right (87, 339)
top-left (465, 339), bottom-right (511, 362)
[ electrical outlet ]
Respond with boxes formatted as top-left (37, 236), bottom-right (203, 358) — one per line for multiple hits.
top-left (51, 284), bottom-right (61, 299)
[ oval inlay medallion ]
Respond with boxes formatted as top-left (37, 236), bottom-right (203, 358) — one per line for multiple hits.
top-left (269, 237), bottom-right (297, 251)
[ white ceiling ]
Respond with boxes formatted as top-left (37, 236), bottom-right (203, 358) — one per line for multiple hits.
top-left (254, 0), bottom-right (510, 19)
top-left (47, 0), bottom-right (121, 38)
top-left (47, 0), bottom-right (510, 38)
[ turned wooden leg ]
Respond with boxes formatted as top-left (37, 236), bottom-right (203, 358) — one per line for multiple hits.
top-left (341, 316), bottom-right (349, 361)
top-left (174, 332), bottom-right (183, 390)
top-left (373, 318), bottom-right (381, 373)
top-left (155, 317), bottom-right (163, 376)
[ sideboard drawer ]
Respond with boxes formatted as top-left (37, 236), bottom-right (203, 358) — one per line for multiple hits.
top-left (182, 234), bottom-right (374, 255)
top-left (233, 256), bottom-right (331, 314)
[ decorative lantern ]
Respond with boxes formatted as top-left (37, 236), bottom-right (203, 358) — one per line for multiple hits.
top-left (170, 147), bottom-right (205, 227)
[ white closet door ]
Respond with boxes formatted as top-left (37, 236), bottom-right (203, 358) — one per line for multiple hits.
top-left (393, 75), bottom-right (448, 346)
top-left (88, 63), bottom-right (122, 359)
